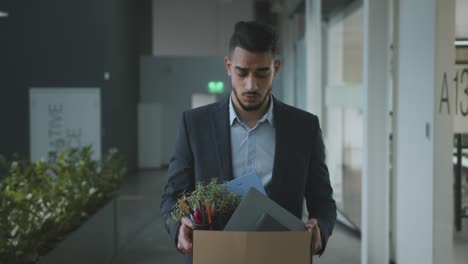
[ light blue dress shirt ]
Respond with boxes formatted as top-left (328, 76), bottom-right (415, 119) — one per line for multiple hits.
top-left (229, 95), bottom-right (276, 187)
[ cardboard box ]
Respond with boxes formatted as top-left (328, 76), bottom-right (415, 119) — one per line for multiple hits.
top-left (193, 230), bottom-right (313, 264)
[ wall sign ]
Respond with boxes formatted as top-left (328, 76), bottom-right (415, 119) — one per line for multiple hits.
top-left (29, 88), bottom-right (101, 162)
top-left (439, 66), bottom-right (468, 133)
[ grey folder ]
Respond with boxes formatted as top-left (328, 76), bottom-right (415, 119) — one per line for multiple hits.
top-left (224, 188), bottom-right (305, 231)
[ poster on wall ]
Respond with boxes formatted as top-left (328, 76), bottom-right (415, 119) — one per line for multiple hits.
top-left (29, 88), bottom-right (101, 162)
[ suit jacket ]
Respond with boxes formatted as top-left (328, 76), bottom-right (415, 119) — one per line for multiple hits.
top-left (160, 95), bottom-right (336, 263)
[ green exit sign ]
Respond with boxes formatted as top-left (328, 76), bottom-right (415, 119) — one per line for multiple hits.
top-left (208, 81), bottom-right (224, 94)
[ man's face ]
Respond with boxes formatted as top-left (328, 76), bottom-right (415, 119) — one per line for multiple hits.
top-left (224, 47), bottom-right (281, 112)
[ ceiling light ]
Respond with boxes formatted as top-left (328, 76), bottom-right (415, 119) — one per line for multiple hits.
top-left (0, 11), bottom-right (8, 18)
top-left (455, 40), bottom-right (468, 46)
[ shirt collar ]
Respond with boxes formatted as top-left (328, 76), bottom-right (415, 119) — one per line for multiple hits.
top-left (229, 93), bottom-right (274, 127)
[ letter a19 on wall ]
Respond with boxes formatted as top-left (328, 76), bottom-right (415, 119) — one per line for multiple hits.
top-left (29, 88), bottom-right (102, 162)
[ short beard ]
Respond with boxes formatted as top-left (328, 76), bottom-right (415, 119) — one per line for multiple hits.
top-left (233, 87), bottom-right (271, 112)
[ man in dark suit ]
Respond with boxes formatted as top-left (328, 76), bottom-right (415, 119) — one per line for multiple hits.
top-left (160, 21), bottom-right (336, 262)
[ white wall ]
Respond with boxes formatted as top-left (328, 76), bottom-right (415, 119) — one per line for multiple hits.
top-left (138, 103), bottom-right (163, 168)
top-left (432, 0), bottom-right (455, 263)
top-left (140, 56), bottom-right (230, 163)
top-left (152, 0), bottom-right (254, 56)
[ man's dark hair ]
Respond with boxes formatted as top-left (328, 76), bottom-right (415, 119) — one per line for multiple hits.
top-left (229, 21), bottom-right (278, 55)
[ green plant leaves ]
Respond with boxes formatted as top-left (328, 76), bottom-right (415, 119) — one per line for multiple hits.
top-left (0, 146), bottom-right (125, 264)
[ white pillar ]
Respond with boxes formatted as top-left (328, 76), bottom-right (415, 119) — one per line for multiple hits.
top-left (305, 0), bottom-right (323, 120)
top-left (362, 0), bottom-right (391, 263)
top-left (390, 0), bottom-right (399, 260)
top-left (394, 0), bottom-right (454, 263)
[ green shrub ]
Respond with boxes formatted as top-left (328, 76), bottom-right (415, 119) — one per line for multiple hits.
top-left (0, 146), bottom-right (126, 264)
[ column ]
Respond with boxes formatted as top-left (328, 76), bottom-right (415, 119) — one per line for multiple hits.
top-left (394, 0), bottom-right (455, 263)
top-left (305, 0), bottom-right (323, 121)
top-left (362, 0), bottom-right (391, 263)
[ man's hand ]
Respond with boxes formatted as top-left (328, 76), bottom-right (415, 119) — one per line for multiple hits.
top-left (177, 217), bottom-right (194, 256)
top-left (305, 218), bottom-right (322, 255)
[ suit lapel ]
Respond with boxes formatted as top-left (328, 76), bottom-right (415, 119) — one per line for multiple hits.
top-left (268, 97), bottom-right (289, 197)
top-left (211, 96), bottom-right (234, 182)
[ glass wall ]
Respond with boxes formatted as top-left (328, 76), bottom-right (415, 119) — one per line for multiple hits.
top-left (323, 4), bottom-right (363, 227)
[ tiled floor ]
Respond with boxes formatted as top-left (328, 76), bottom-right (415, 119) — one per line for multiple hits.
top-left (110, 169), bottom-right (468, 264)
top-left (111, 169), bottom-right (184, 264)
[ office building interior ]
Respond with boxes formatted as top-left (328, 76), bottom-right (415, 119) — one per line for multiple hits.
top-left (0, 0), bottom-right (467, 263)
